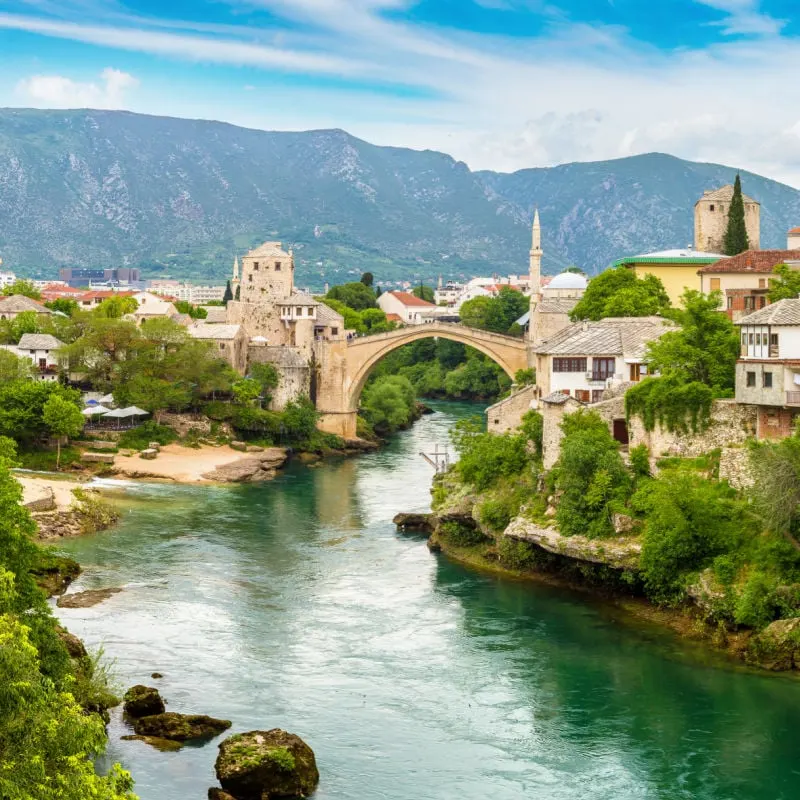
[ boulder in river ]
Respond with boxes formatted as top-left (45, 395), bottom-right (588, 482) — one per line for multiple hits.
top-left (393, 512), bottom-right (435, 534)
top-left (56, 626), bottom-right (87, 659)
top-left (208, 789), bottom-right (238, 800)
top-left (133, 712), bottom-right (231, 742)
top-left (121, 734), bottom-right (183, 752)
top-left (123, 685), bottom-right (166, 718)
top-left (215, 729), bottom-right (319, 800)
top-left (202, 448), bottom-right (288, 483)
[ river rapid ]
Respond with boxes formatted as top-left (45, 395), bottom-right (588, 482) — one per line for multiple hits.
top-left (54, 401), bottom-right (800, 800)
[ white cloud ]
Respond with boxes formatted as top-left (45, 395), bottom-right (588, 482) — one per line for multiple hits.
top-left (16, 67), bottom-right (138, 108)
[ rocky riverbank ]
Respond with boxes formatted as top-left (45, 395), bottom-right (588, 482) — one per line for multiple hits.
top-left (397, 479), bottom-right (800, 675)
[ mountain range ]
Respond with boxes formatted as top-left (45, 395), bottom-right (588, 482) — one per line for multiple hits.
top-left (1, 108), bottom-right (800, 288)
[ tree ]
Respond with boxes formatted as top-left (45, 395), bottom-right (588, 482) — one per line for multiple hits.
top-left (412, 284), bottom-right (434, 303)
top-left (360, 376), bottom-right (416, 435)
top-left (459, 287), bottom-right (527, 333)
top-left (570, 267), bottom-right (670, 321)
top-left (767, 263), bottom-right (800, 303)
top-left (44, 298), bottom-right (79, 316)
top-left (62, 317), bottom-right (141, 388)
top-left (325, 282), bottom-right (376, 311)
top-left (174, 301), bottom-right (207, 319)
top-left (645, 289), bottom-right (740, 394)
top-left (320, 298), bottom-right (366, 333)
top-left (223, 280), bottom-right (234, 306)
top-left (723, 173), bottom-right (750, 256)
top-left (94, 296), bottom-right (137, 319)
top-left (249, 363), bottom-right (280, 403)
top-left (10, 310), bottom-right (41, 342)
top-left (123, 375), bottom-right (191, 422)
top-left (458, 296), bottom-right (493, 330)
top-left (42, 395), bottom-right (84, 469)
top-left (2, 279), bottom-right (41, 299)
top-left (0, 382), bottom-right (81, 445)
top-left (0, 350), bottom-right (33, 382)
top-left (232, 378), bottom-right (262, 406)
top-left (360, 272), bottom-right (374, 287)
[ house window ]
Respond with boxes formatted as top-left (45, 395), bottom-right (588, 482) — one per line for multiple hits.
top-left (727, 296), bottom-right (733, 309)
top-left (275, 262), bottom-right (282, 271)
top-left (746, 371), bottom-right (756, 387)
top-left (219, 343), bottom-right (225, 351)
top-left (758, 296), bottom-right (766, 308)
top-left (575, 390), bottom-right (591, 403)
top-left (741, 332), bottom-right (747, 346)
top-left (248, 274), bottom-right (253, 282)
top-left (755, 333), bottom-right (761, 346)
top-left (591, 390), bottom-right (605, 403)
top-left (709, 204), bottom-right (715, 211)
top-left (253, 262), bottom-right (259, 270)
top-left (759, 279), bottom-right (766, 289)
top-left (763, 372), bottom-right (773, 388)
top-left (552, 357), bottom-right (587, 373)
top-left (710, 278), bottom-right (720, 291)
top-left (744, 296), bottom-right (755, 311)
top-left (771, 333), bottom-right (779, 351)
top-left (592, 357), bottom-right (616, 381)
top-left (331, 327), bottom-right (338, 335)
top-left (749, 333), bottom-right (754, 345)
top-left (630, 363), bottom-right (642, 382)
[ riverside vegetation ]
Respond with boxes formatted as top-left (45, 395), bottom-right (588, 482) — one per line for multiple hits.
top-left (428, 279), bottom-right (800, 671)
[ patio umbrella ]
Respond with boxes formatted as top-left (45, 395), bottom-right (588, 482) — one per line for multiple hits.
top-left (82, 405), bottom-right (111, 416)
top-left (125, 406), bottom-right (150, 417)
top-left (99, 393), bottom-right (116, 406)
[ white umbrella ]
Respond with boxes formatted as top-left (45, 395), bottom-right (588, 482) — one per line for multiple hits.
top-left (99, 393), bottom-right (115, 405)
top-left (82, 405), bottom-right (110, 416)
top-left (126, 406), bottom-right (150, 417)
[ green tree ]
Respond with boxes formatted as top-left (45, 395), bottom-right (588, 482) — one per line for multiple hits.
top-left (412, 284), bottom-right (434, 303)
top-left (749, 436), bottom-right (800, 551)
top-left (95, 296), bottom-right (138, 319)
top-left (320, 298), bottom-right (366, 333)
top-left (10, 310), bottom-right (41, 342)
top-left (325, 282), bottom-right (376, 311)
top-left (767, 263), bottom-right (800, 303)
top-left (0, 350), bottom-right (33, 382)
top-left (62, 317), bottom-right (141, 388)
top-left (723, 173), bottom-right (750, 256)
top-left (0, 382), bottom-right (81, 445)
top-left (174, 300), bottom-right (207, 319)
top-left (360, 375), bottom-right (416, 435)
top-left (459, 288), bottom-right (528, 334)
top-left (42, 395), bottom-right (84, 469)
top-left (2, 279), bottom-right (41, 299)
top-left (249, 363), bottom-right (280, 403)
top-left (645, 289), bottom-right (739, 394)
top-left (122, 375), bottom-right (191, 422)
top-left (232, 378), bottom-right (262, 406)
top-left (222, 280), bottom-right (233, 306)
top-left (555, 410), bottom-right (631, 538)
top-left (570, 267), bottom-right (670, 321)
top-left (360, 272), bottom-right (374, 287)
top-left (44, 298), bottom-right (79, 316)
top-left (451, 418), bottom-right (529, 491)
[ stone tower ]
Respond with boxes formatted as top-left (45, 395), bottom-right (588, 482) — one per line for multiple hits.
top-left (239, 242), bottom-right (294, 302)
top-left (231, 255), bottom-right (240, 294)
top-left (529, 208), bottom-right (543, 297)
top-left (694, 185), bottom-right (760, 253)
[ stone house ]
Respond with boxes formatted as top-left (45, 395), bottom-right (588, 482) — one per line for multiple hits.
top-left (377, 291), bottom-right (437, 325)
top-left (188, 323), bottom-right (248, 374)
top-left (734, 299), bottom-right (800, 439)
top-left (698, 249), bottom-right (800, 321)
top-left (74, 290), bottom-right (137, 310)
top-left (532, 316), bottom-right (676, 402)
top-left (8, 333), bottom-right (65, 381)
top-left (130, 291), bottom-right (179, 325)
top-left (0, 294), bottom-right (53, 322)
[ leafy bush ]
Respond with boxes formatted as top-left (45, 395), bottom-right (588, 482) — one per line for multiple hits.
top-left (18, 445), bottom-right (82, 472)
top-left (497, 537), bottom-right (539, 570)
top-left (439, 521), bottom-right (487, 547)
top-left (520, 410), bottom-right (543, 457)
top-left (629, 444), bottom-right (651, 479)
top-left (452, 419), bottom-right (529, 491)
top-left (625, 374), bottom-right (713, 433)
top-left (555, 411), bottom-right (631, 538)
top-left (360, 375), bottom-right (416, 436)
top-left (71, 489), bottom-right (121, 534)
top-left (117, 421), bottom-right (177, 451)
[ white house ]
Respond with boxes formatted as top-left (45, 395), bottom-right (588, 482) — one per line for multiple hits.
top-left (533, 316), bottom-right (676, 402)
top-left (13, 333), bottom-right (65, 381)
top-left (377, 291), bottom-right (437, 325)
top-left (130, 292), bottom-right (179, 324)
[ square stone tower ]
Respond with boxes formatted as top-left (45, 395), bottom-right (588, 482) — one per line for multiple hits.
top-left (694, 185), bottom-right (760, 253)
top-left (239, 241), bottom-right (294, 301)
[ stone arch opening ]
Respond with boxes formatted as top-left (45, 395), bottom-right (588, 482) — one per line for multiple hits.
top-left (345, 328), bottom-right (523, 414)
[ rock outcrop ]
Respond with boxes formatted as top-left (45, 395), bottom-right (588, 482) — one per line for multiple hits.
top-left (392, 512), bottom-right (435, 533)
top-left (133, 712), bottom-right (231, 742)
top-left (503, 517), bottom-right (641, 571)
top-left (57, 587), bottom-right (122, 608)
top-left (202, 449), bottom-right (288, 483)
top-left (57, 627), bottom-right (87, 659)
top-left (747, 617), bottom-right (800, 671)
top-left (215, 729), bottom-right (319, 800)
top-left (123, 685), bottom-right (166, 718)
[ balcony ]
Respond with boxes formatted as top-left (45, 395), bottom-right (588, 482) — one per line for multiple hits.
top-left (787, 392), bottom-right (800, 406)
top-left (585, 372), bottom-right (609, 384)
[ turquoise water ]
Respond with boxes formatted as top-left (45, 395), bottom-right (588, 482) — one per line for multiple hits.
top-left (54, 401), bottom-right (800, 800)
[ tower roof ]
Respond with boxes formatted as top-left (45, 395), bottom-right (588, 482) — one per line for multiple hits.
top-left (697, 185), bottom-right (758, 205)
top-left (245, 241), bottom-right (292, 259)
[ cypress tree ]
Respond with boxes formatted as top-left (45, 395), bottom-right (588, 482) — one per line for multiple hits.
top-left (723, 173), bottom-right (750, 256)
top-left (222, 280), bottom-right (233, 306)
top-left (235, 284), bottom-right (241, 301)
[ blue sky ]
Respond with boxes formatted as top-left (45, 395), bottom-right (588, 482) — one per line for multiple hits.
top-left (2, 0), bottom-right (800, 183)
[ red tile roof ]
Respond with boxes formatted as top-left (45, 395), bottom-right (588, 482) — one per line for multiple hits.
top-left (41, 284), bottom-right (84, 293)
top-left (698, 249), bottom-right (800, 274)
top-left (78, 290), bottom-right (137, 301)
top-left (389, 291), bottom-right (436, 307)
top-left (386, 313), bottom-right (403, 322)
top-left (789, 227), bottom-right (800, 234)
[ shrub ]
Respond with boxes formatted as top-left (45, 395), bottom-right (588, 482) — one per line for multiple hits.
top-left (520, 410), bottom-right (543, 457)
top-left (629, 444), bottom-right (651, 480)
top-left (456, 432), bottom-right (529, 491)
top-left (497, 537), bottom-right (538, 570)
top-left (117, 421), bottom-right (177, 451)
top-left (71, 646), bottom-right (121, 719)
top-left (439, 521), bottom-right (487, 547)
top-left (625, 374), bottom-right (713, 433)
top-left (71, 489), bottom-right (121, 534)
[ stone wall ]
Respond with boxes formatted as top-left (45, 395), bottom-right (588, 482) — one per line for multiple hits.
top-left (247, 345), bottom-right (310, 411)
top-left (486, 385), bottom-right (537, 433)
top-left (541, 395), bottom-right (759, 469)
top-left (719, 447), bottom-right (754, 490)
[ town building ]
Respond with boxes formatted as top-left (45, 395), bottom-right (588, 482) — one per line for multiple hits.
top-left (434, 279), bottom-right (463, 307)
top-left (698, 249), bottom-right (800, 320)
top-left (695, 184), bottom-right (761, 253)
top-left (59, 267), bottom-right (141, 287)
top-left (734, 299), bottom-right (800, 439)
top-left (532, 316), bottom-right (676, 402)
top-left (187, 323), bottom-right (248, 374)
top-left (377, 290), bottom-right (437, 324)
top-left (0, 294), bottom-right (53, 321)
top-left (614, 248), bottom-right (726, 307)
top-left (74, 290), bottom-right (137, 310)
top-left (129, 292), bottom-right (179, 325)
top-left (0, 271), bottom-right (16, 288)
top-left (39, 285), bottom-right (86, 302)
top-left (149, 283), bottom-right (226, 303)
top-left (13, 333), bottom-right (65, 381)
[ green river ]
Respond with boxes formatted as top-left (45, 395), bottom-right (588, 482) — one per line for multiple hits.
top-left (54, 401), bottom-right (800, 800)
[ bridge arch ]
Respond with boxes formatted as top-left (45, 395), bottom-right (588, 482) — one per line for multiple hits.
top-left (314, 322), bottom-right (530, 438)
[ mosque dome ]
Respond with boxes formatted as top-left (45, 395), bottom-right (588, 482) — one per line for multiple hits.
top-left (547, 272), bottom-right (588, 290)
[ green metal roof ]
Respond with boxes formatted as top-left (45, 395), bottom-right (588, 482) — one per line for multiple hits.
top-left (614, 255), bottom-right (722, 268)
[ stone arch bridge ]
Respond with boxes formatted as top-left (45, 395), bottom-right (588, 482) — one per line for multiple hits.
top-left (314, 322), bottom-right (530, 438)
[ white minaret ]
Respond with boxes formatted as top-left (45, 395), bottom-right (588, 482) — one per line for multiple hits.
top-left (529, 208), bottom-right (542, 298)
top-left (528, 209), bottom-right (543, 344)
top-left (232, 255), bottom-right (240, 282)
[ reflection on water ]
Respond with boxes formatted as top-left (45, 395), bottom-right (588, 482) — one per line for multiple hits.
top-left (54, 401), bottom-right (800, 800)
